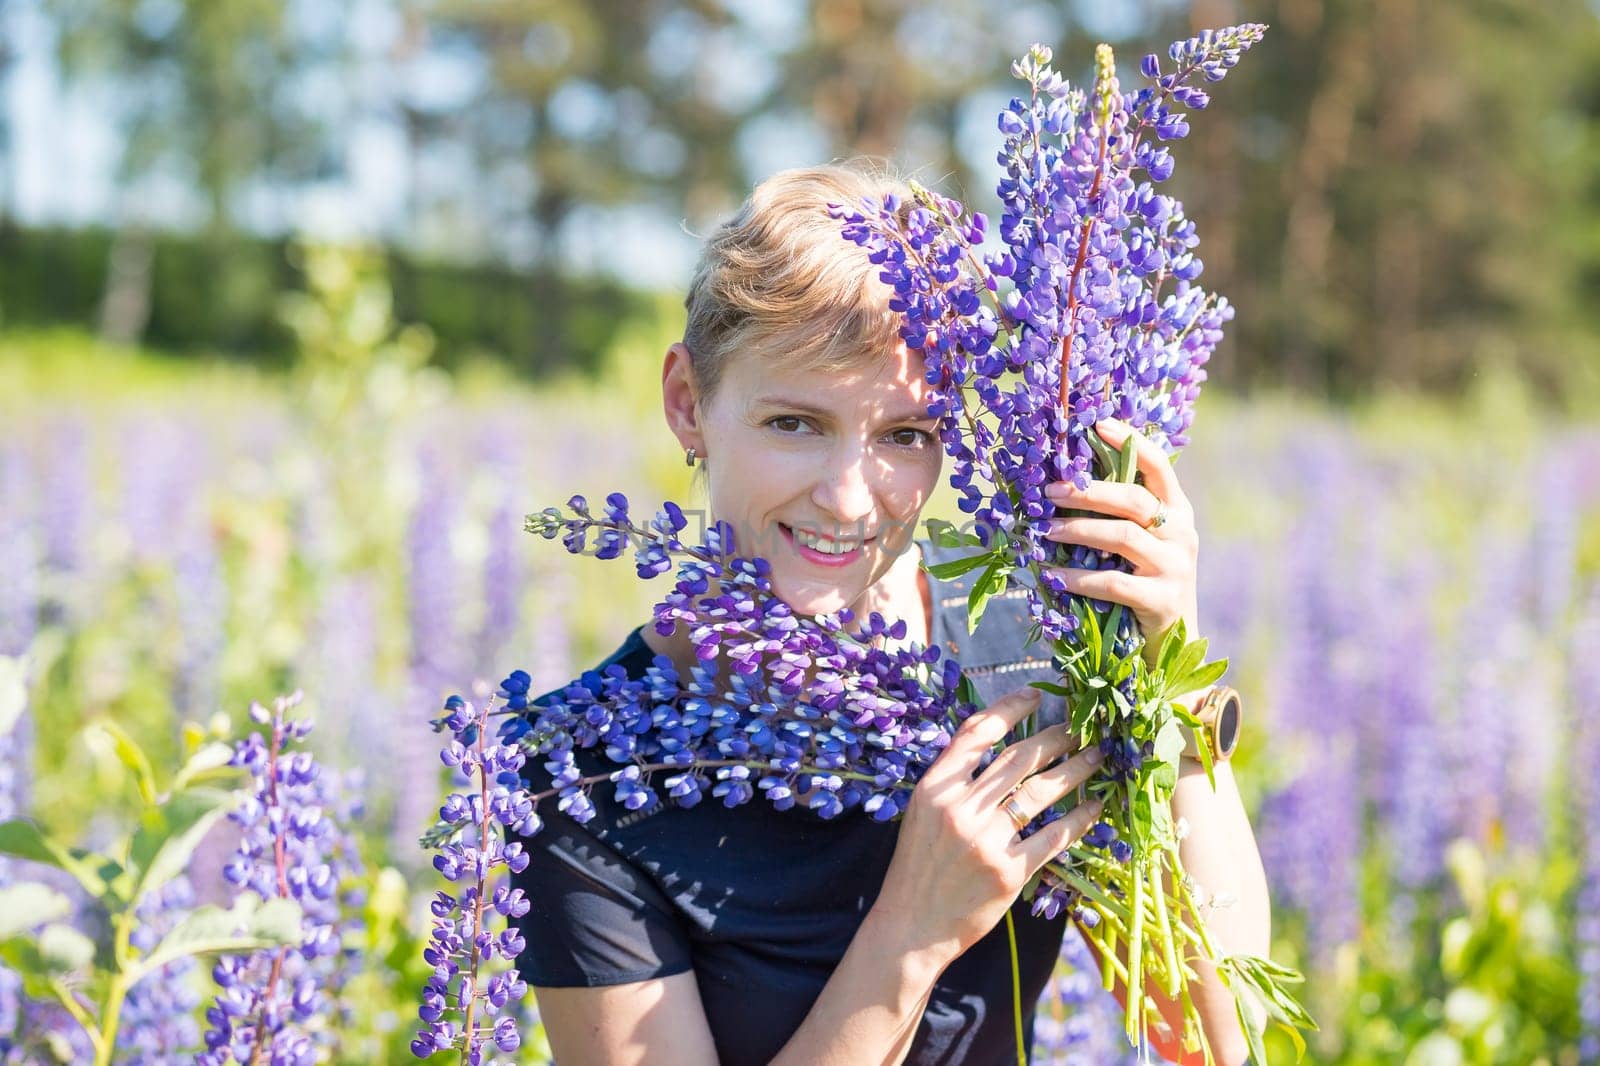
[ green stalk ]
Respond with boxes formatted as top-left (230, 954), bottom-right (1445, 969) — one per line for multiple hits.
top-left (91, 905), bottom-right (138, 1066)
top-left (1005, 910), bottom-right (1025, 1066)
top-left (91, 974), bottom-right (127, 1066)
top-left (1125, 858), bottom-right (1146, 1047)
top-left (52, 977), bottom-right (107, 1065)
top-left (1151, 850), bottom-right (1182, 998)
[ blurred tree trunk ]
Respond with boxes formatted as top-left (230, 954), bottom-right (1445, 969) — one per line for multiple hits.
top-left (97, 222), bottom-right (154, 345)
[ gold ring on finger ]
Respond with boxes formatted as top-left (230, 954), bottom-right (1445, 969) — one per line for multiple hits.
top-left (1144, 502), bottom-right (1168, 531)
top-left (1002, 794), bottom-right (1030, 834)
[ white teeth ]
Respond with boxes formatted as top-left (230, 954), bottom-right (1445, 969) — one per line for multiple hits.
top-left (793, 527), bottom-right (860, 555)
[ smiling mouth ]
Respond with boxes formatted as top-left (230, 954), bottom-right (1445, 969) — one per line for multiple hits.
top-left (778, 523), bottom-right (872, 562)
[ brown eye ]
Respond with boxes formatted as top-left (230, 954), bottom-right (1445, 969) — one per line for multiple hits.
top-left (887, 428), bottom-right (933, 448)
top-left (767, 416), bottom-right (809, 434)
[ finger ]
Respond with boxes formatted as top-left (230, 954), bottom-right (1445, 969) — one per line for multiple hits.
top-left (1044, 566), bottom-right (1159, 612)
top-left (926, 686), bottom-right (1043, 787)
top-left (1007, 743), bottom-right (1106, 824)
top-left (1043, 478), bottom-right (1171, 529)
top-left (1092, 419), bottom-right (1189, 511)
top-left (1042, 516), bottom-right (1165, 571)
top-left (1020, 793), bottom-right (1107, 868)
top-left (969, 723), bottom-right (1083, 808)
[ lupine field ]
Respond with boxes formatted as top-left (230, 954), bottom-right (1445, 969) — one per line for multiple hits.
top-left (1, 248), bottom-right (1598, 1064)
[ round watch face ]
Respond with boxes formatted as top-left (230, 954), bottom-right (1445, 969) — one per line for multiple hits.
top-left (1215, 689), bottom-right (1241, 758)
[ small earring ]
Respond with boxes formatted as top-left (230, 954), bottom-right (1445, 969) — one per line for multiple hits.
top-left (685, 446), bottom-right (697, 467)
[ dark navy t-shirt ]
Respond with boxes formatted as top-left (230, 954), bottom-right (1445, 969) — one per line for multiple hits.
top-left (511, 540), bottom-right (1077, 1065)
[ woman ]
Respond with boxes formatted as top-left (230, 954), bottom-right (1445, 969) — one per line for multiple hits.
top-left (512, 162), bottom-right (1271, 1065)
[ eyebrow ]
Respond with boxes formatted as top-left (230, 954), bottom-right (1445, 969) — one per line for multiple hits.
top-left (753, 395), bottom-right (936, 425)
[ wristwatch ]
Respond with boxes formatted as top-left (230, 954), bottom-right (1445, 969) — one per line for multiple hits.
top-left (1179, 685), bottom-right (1242, 763)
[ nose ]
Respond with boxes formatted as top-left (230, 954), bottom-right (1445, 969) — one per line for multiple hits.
top-left (810, 445), bottom-right (877, 535)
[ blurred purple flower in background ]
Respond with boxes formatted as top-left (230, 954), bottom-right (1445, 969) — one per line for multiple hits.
top-left (173, 512), bottom-right (228, 721)
top-left (1569, 584), bottom-right (1600, 1063)
top-left (118, 415), bottom-right (201, 565)
top-left (399, 444), bottom-right (465, 862)
top-left (120, 876), bottom-right (202, 1063)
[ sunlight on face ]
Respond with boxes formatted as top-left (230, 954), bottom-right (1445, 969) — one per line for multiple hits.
top-left (697, 342), bottom-right (942, 618)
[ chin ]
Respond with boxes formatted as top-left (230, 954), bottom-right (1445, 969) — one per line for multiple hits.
top-left (767, 569), bottom-right (860, 618)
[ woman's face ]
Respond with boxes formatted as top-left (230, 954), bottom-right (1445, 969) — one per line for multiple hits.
top-left (664, 339), bottom-right (943, 617)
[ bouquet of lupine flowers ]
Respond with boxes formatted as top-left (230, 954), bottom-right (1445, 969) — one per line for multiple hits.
top-left (441, 28), bottom-right (1315, 1065)
top-left (825, 27), bottom-right (1314, 1062)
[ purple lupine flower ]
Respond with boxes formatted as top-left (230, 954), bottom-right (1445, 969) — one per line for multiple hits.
top-left (830, 28), bottom-right (1261, 651)
top-left (525, 560), bottom-right (575, 698)
top-left (1443, 531), bottom-right (1542, 859)
top-left (0, 964), bottom-right (17, 1058)
top-left (413, 692), bottom-right (531, 1062)
top-left (0, 445), bottom-right (38, 896)
top-left (505, 499), bottom-right (980, 861)
top-left (474, 428), bottom-right (528, 681)
top-left (172, 512), bottom-right (228, 721)
top-left (1528, 450), bottom-right (1580, 631)
top-left (400, 446), bottom-right (466, 862)
top-left (1378, 557), bottom-right (1452, 952)
top-left (409, 444), bottom-right (466, 695)
top-left (37, 414), bottom-right (95, 629)
top-left (6, 997), bottom-right (95, 1063)
top-left (117, 415), bottom-right (201, 565)
top-left (198, 693), bottom-right (347, 1066)
top-left (118, 875), bottom-right (201, 1063)
top-left (316, 766), bottom-right (369, 1044)
top-left (0, 446), bottom-right (39, 659)
top-left (1568, 583), bottom-right (1600, 1063)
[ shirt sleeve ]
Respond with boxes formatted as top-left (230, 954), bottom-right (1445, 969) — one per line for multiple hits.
top-left (510, 798), bottom-right (695, 988)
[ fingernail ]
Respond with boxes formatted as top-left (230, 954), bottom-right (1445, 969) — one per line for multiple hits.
top-left (1085, 745), bottom-right (1105, 765)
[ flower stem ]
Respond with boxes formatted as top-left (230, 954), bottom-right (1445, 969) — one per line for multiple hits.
top-left (460, 697), bottom-right (497, 1065)
top-left (246, 715), bottom-right (292, 1066)
top-left (1004, 909), bottom-right (1025, 1066)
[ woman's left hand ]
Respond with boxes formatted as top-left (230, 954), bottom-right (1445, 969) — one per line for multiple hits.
top-left (1041, 418), bottom-right (1200, 668)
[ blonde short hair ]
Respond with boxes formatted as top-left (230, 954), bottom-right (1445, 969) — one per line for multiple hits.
top-left (682, 159), bottom-right (913, 405)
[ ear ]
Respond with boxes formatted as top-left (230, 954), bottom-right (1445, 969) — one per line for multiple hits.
top-left (662, 341), bottom-right (705, 453)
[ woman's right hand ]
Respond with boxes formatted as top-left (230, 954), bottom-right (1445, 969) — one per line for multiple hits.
top-left (871, 685), bottom-right (1106, 966)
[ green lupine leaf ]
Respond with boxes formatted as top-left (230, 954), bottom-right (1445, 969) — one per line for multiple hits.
top-left (85, 719), bottom-right (159, 806)
top-left (1028, 681), bottom-right (1073, 698)
top-left (1163, 638), bottom-right (1209, 694)
top-left (37, 924), bottom-right (94, 974)
top-left (0, 820), bottom-right (119, 899)
top-left (129, 788), bottom-right (236, 904)
top-left (1086, 431), bottom-right (1122, 477)
top-left (0, 882), bottom-right (72, 939)
top-left (130, 897), bottom-right (303, 984)
top-left (923, 518), bottom-right (983, 549)
top-left (1231, 977), bottom-right (1269, 1066)
top-left (1153, 718), bottom-right (1186, 765)
top-left (1155, 618), bottom-right (1187, 677)
top-left (170, 742), bottom-right (239, 793)
top-left (1074, 599), bottom-right (1104, 671)
top-left (1172, 659), bottom-right (1229, 696)
top-left (955, 674), bottom-right (984, 712)
top-left (1116, 431), bottom-right (1140, 483)
top-left (925, 553), bottom-right (994, 580)
top-left (966, 560), bottom-right (1010, 633)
